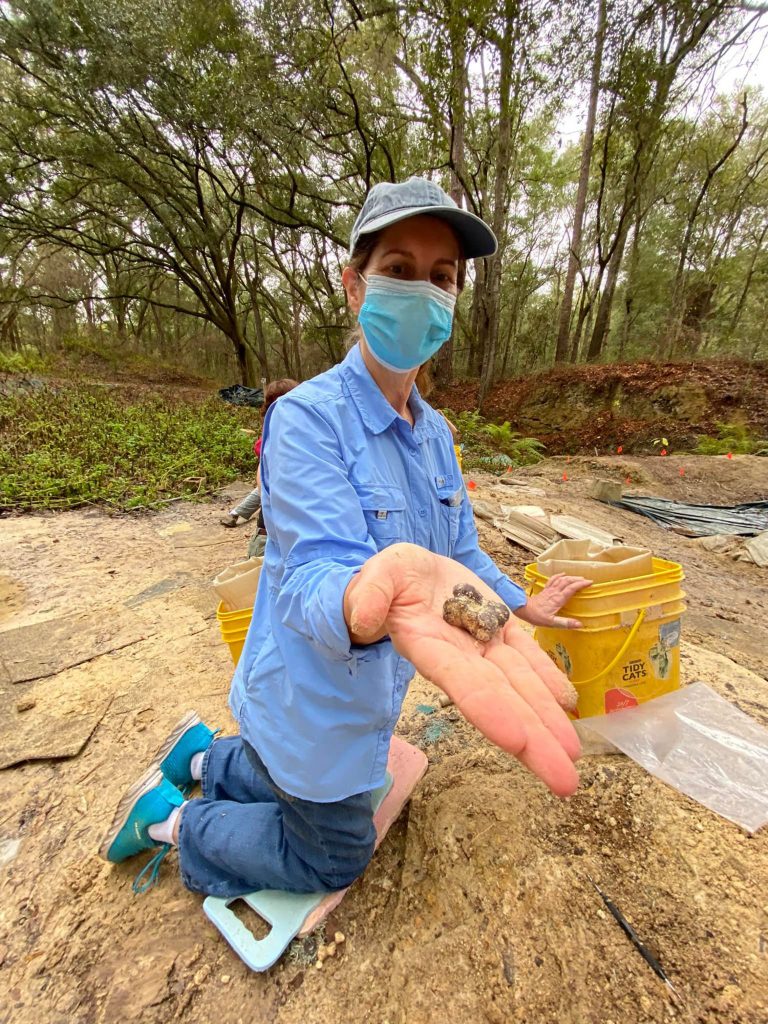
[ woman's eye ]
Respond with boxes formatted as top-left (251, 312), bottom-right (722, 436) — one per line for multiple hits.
top-left (387, 264), bottom-right (404, 276)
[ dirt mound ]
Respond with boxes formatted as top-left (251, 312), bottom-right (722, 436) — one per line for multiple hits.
top-left (434, 360), bottom-right (768, 454)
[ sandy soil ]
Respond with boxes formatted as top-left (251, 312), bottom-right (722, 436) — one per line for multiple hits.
top-left (1, 456), bottom-right (767, 1024)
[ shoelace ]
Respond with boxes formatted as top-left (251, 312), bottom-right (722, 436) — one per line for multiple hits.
top-left (133, 844), bottom-right (172, 894)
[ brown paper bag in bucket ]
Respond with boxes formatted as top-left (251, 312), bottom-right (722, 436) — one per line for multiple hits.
top-left (536, 539), bottom-right (652, 583)
top-left (213, 557), bottom-right (263, 612)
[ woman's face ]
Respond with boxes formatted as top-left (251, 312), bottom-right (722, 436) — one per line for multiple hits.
top-left (342, 214), bottom-right (461, 316)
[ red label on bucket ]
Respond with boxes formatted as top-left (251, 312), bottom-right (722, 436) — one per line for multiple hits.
top-left (605, 688), bottom-right (639, 713)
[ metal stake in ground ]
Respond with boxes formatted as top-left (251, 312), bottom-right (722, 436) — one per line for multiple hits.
top-left (585, 875), bottom-right (682, 1003)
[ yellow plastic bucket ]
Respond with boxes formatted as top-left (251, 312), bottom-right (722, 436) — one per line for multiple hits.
top-left (216, 601), bottom-right (253, 666)
top-left (524, 558), bottom-right (686, 719)
top-left (454, 444), bottom-right (463, 471)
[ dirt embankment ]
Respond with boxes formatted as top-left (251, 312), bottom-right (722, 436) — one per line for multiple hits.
top-left (433, 359), bottom-right (768, 453)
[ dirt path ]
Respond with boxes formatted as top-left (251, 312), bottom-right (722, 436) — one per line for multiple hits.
top-left (1, 460), bottom-right (767, 1024)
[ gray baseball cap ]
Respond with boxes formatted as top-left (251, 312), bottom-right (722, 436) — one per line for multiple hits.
top-left (349, 176), bottom-right (498, 259)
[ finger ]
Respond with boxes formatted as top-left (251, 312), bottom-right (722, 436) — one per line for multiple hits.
top-left (485, 643), bottom-right (581, 762)
top-left (503, 623), bottom-right (578, 712)
top-left (552, 616), bottom-right (583, 629)
top-left (347, 564), bottom-right (395, 639)
top-left (544, 575), bottom-right (591, 596)
top-left (411, 636), bottom-right (579, 797)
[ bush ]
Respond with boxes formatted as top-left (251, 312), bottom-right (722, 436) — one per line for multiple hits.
top-left (0, 384), bottom-right (256, 510)
top-left (695, 422), bottom-right (768, 456)
top-left (0, 345), bottom-right (47, 374)
top-left (443, 408), bottom-right (545, 471)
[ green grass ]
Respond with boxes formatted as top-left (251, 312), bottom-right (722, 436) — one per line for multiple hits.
top-left (0, 383), bottom-right (257, 511)
top-left (444, 408), bottom-right (545, 472)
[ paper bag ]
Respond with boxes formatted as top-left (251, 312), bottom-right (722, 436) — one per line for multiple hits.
top-left (536, 538), bottom-right (652, 583)
top-left (213, 557), bottom-right (263, 611)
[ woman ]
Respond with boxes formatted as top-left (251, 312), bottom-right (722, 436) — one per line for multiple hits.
top-left (100, 177), bottom-right (589, 896)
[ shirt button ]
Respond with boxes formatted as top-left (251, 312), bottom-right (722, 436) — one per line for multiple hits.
top-left (418, 508), bottom-right (427, 517)
top-left (409, 448), bottom-right (417, 457)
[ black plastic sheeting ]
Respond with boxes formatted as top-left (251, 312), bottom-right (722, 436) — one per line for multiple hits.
top-left (609, 496), bottom-right (768, 537)
top-left (218, 384), bottom-right (264, 408)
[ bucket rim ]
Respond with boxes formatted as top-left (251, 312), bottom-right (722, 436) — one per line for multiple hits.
top-left (524, 556), bottom-right (684, 592)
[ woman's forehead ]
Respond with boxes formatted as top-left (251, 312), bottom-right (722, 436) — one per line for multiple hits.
top-left (373, 215), bottom-right (460, 261)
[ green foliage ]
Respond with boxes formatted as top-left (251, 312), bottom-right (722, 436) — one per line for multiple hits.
top-left (0, 385), bottom-right (256, 510)
top-left (0, 345), bottom-right (47, 373)
top-left (443, 408), bottom-right (545, 471)
top-left (60, 335), bottom-right (120, 367)
top-left (695, 422), bottom-right (768, 456)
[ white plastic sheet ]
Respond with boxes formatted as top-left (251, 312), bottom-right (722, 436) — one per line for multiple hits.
top-left (581, 682), bottom-right (768, 833)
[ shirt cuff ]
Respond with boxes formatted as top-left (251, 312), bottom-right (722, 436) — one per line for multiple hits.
top-left (495, 576), bottom-right (528, 612)
top-left (303, 563), bottom-right (361, 662)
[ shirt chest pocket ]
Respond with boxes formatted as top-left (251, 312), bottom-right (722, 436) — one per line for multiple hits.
top-left (358, 484), bottom-right (407, 549)
top-left (437, 482), bottom-right (463, 556)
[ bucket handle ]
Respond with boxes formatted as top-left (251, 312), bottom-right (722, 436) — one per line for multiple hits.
top-left (570, 609), bottom-right (647, 686)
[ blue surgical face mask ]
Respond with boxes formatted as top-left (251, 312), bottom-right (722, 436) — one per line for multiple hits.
top-left (357, 274), bottom-right (456, 373)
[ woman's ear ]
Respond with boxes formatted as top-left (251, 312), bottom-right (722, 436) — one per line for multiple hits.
top-left (342, 266), bottom-right (365, 316)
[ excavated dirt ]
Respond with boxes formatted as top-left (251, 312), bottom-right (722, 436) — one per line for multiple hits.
top-left (433, 359), bottom-right (768, 452)
top-left (1, 457), bottom-right (767, 1024)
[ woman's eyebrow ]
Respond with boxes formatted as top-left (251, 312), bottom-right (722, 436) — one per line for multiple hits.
top-left (380, 248), bottom-right (457, 266)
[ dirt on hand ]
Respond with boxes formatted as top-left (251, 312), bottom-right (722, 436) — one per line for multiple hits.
top-left (1, 456), bottom-right (767, 1024)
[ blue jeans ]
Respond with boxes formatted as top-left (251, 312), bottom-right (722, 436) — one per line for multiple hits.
top-left (177, 737), bottom-right (377, 898)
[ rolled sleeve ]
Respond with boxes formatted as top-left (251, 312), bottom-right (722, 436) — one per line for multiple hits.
top-left (262, 398), bottom-right (380, 661)
top-left (450, 490), bottom-right (528, 611)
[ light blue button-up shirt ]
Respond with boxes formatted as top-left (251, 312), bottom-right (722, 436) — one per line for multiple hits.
top-left (229, 344), bottom-right (527, 802)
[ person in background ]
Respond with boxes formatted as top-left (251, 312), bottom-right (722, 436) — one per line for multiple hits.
top-left (220, 378), bottom-right (299, 528)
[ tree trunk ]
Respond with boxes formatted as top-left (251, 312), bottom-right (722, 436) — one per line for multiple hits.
top-left (478, 0), bottom-right (517, 408)
top-left (727, 221), bottom-right (768, 341)
top-left (435, 10), bottom-right (469, 387)
top-left (554, 0), bottom-right (606, 363)
top-left (587, 212), bottom-right (631, 361)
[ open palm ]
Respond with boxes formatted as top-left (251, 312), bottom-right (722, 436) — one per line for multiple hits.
top-left (344, 543), bottom-right (581, 797)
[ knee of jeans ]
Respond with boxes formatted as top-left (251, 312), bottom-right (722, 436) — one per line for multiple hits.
top-left (318, 835), bottom-right (376, 891)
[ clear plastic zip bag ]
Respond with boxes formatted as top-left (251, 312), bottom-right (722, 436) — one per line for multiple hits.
top-left (577, 681), bottom-right (768, 833)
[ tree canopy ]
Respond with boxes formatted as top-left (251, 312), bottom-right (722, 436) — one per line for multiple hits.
top-left (0, 0), bottom-right (765, 392)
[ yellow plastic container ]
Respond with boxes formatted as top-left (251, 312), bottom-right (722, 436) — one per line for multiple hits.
top-left (217, 601), bottom-right (253, 666)
top-left (454, 444), bottom-right (463, 471)
top-left (524, 558), bottom-right (686, 719)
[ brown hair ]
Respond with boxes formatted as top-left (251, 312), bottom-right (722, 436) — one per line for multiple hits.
top-left (264, 378), bottom-right (299, 412)
top-left (347, 228), bottom-right (467, 290)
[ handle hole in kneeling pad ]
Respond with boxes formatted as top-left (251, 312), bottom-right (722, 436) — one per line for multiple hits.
top-left (230, 899), bottom-right (272, 940)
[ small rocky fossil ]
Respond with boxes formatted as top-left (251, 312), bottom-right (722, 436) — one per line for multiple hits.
top-left (443, 583), bottom-right (510, 643)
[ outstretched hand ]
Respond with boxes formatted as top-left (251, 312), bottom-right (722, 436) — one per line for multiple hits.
top-left (344, 544), bottom-right (581, 797)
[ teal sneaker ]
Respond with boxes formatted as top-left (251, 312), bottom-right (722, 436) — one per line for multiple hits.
top-left (99, 767), bottom-right (184, 864)
top-left (150, 710), bottom-right (218, 791)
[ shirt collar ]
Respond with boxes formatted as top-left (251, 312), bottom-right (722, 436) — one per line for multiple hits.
top-left (340, 344), bottom-right (398, 435)
top-left (341, 344), bottom-right (443, 441)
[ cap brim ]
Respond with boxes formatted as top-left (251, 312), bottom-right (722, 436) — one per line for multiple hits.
top-left (356, 205), bottom-right (498, 259)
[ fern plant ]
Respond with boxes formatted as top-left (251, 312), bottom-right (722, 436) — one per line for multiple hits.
top-left (695, 422), bottom-right (767, 456)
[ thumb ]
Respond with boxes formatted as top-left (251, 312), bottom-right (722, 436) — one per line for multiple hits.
top-left (346, 561), bottom-right (396, 640)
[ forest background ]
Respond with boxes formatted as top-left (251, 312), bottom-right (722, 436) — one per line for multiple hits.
top-left (0, 0), bottom-right (766, 406)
